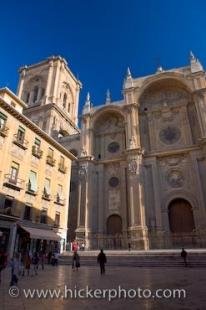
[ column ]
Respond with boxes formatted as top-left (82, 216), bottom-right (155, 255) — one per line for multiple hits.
top-left (45, 61), bottom-right (54, 104)
top-left (9, 223), bottom-right (17, 258)
top-left (74, 84), bottom-right (80, 125)
top-left (17, 68), bottom-right (26, 98)
top-left (127, 153), bottom-right (149, 249)
top-left (52, 60), bottom-right (61, 103)
top-left (194, 93), bottom-right (206, 138)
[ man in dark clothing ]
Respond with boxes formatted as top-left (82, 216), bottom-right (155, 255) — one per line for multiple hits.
top-left (0, 249), bottom-right (7, 284)
top-left (97, 249), bottom-right (107, 275)
top-left (181, 248), bottom-right (188, 267)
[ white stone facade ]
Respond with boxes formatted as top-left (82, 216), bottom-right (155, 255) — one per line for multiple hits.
top-left (19, 54), bottom-right (206, 250)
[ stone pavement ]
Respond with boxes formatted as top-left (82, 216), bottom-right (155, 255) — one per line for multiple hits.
top-left (0, 264), bottom-right (206, 310)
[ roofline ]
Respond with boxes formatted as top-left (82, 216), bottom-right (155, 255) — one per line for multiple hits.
top-left (19, 55), bottom-right (82, 87)
top-left (0, 98), bottom-right (77, 161)
top-left (0, 87), bottom-right (28, 108)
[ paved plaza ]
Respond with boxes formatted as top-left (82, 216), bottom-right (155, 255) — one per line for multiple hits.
top-left (1, 264), bottom-right (206, 310)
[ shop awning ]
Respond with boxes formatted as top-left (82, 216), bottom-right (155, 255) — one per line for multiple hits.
top-left (20, 225), bottom-right (61, 241)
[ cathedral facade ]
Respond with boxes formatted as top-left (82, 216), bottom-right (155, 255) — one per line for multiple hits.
top-left (17, 54), bottom-right (206, 250)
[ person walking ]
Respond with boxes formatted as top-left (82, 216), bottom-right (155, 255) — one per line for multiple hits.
top-left (181, 248), bottom-right (188, 267)
top-left (24, 252), bottom-right (31, 276)
top-left (72, 251), bottom-right (80, 271)
top-left (0, 248), bottom-right (7, 284)
top-left (97, 249), bottom-right (107, 275)
top-left (32, 252), bottom-right (39, 275)
top-left (39, 251), bottom-right (46, 270)
top-left (9, 254), bottom-right (19, 286)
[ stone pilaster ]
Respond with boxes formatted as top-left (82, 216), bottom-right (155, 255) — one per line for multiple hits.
top-left (127, 150), bottom-right (149, 249)
top-left (45, 61), bottom-right (54, 104)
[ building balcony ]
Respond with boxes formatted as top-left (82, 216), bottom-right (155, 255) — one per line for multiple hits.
top-left (13, 134), bottom-right (28, 150)
top-left (54, 194), bottom-right (65, 206)
top-left (58, 163), bottom-right (67, 174)
top-left (25, 183), bottom-right (37, 196)
top-left (32, 145), bottom-right (43, 159)
top-left (0, 125), bottom-right (9, 137)
top-left (42, 189), bottom-right (51, 201)
top-left (3, 174), bottom-right (24, 191)
top-left (46, 155), bottom-right (56, 167)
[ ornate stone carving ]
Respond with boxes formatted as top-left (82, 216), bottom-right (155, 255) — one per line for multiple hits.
top-left (78, 163), bottom-right (88, 179)
top-left (129, 136), bottom-right (136, 149)
top-left (159, 126), bottom-right (181, 145)
top-left (128, 159), bottom-right (138, 174)
top-left (166, 170), bottom-right (184, 188)
top-left (109, 177), bottom-right (119, 187)
top-left (95, 114), bottom-right (124, 134)
top-left (80, 148), bottom-right (87, 157)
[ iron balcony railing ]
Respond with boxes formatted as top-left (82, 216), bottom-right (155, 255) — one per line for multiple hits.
top-left (54, 194), bottom-right (65, 205)
top-left (32, 145), bottom-right (43, 158)
top-left (46, 155), bottom-right (56, 167)
top-left (13, 134), bottom-right (28, 150)
top-left (0, 124), bottom-right (9, 137)
top-left (58, 163), bottom-right (67, 174)
top-left (3, 174), bottom-right (24, 190)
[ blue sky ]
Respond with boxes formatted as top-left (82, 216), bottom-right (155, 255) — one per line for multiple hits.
top-left (0, 0), bottom-right (206, 114)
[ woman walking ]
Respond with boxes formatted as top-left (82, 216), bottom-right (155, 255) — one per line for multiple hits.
top-left (72, 251), bottom-right (80, 271)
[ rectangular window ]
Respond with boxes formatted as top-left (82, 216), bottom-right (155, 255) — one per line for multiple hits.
top-left (10, 162), bottom-right (19, 184)
top-left (40, 209), bottom-right (47, 224)
top-left (28, 171), bottom-right (37, 192)
top-left (60, 156), bottom-right (65, 166)
top-left (34, 137), bottom-right (41, 148)
top-left (44, 178), bottom-right (51, 195)
top-left (48, 147), bottom-right (54, 159)
top-left (17, 126), bottom-right (25, 143)
top-left (57, 184), bottom-right (63, 202)
top-left (55, 212), bottom-right (60, 227)
top-left (0, 112), bottom-right (7, 129)
top-left (24, 205), bottom-right (32, 220)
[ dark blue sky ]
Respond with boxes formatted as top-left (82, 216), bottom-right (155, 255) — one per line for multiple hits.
top-left (0, 0), bottom-right (206, 113)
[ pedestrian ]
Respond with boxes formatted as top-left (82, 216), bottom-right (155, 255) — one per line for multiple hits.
top-left (0, 248), bottom-right (7, 284)
top-left (97, 249), bottom-right (107, 275)
top-left (9, 254), bottom-right (19, 286)
top-left (54, 251), bottom-right (59, 266)
top-left (47, 251), bottom-right (52, 264)
top-left (24, 252), bottom-right (31, 276)
top-left (128, 243), bottom-right (131, 251)
top-left (181, 248), bottom-right (188, 267)
top-left (39, 251), bottom-right (45, 270)
top-left (72, 251), bottom-right (80, 271)
top-left (32, 252), bottom-right (39, 275)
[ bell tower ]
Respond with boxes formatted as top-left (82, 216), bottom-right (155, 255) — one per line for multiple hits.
top-left (17, 56), bottom-right (82, 137)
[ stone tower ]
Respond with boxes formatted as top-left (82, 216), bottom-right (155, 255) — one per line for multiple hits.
top-left (17, 56), bottom-right (82, 138)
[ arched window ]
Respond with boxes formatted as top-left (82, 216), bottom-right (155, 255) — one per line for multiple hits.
top-left (63, 93), bottom-right (67, 109)
top-left (33, 86), bottom-right (38, 103)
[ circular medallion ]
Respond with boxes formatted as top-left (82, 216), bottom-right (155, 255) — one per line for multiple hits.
top-left (109, 177), bottom-right (119, 187)
top-left (108, 141), bottom-right (120, 153)
top-left (159, 126), bottom-right (181, 145)
top-left (167, 170), bottom-right (184, 188)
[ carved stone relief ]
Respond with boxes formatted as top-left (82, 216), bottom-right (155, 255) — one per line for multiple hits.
top-left (128, 159), bottom-right (138, 174)
top-left (166, 169), bottom-right (184, 188)
top-left (108, 189), bottom-right (120, 211)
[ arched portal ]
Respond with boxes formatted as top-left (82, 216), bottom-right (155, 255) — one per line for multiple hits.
top-left (168, 199), bottom-right (195, 233)
top-left (107, 214), bottom-right (122, 235)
